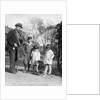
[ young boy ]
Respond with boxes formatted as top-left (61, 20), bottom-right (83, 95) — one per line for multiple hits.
top-left (23, 36), bottom-right (33, 72)
top-left (30, 45), bottom-right (41, 75)
top-left (43, 44), bottom-right (54, 75)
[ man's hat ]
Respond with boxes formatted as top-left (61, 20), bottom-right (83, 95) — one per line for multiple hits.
top-left (15, 23), bottom-right (22, 28)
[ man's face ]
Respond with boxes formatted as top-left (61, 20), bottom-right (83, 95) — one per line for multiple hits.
top-left (16, 26), bottom-right (21, 30)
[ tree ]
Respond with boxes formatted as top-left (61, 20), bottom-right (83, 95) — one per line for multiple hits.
top-left (23, 17), bottom-right (46, 44)
top-left (55, 21), bottom-right (62, 75)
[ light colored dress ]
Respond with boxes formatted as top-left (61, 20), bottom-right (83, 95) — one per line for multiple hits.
top-left (30, 49), bottom-right (41, 65)
top-left (44, 49), bottom-right (54, 65)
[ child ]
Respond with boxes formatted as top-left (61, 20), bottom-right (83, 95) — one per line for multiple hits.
top-left (23, 36), bottom-right (33, 72)
top-left (30, 45), bottom-right (41, 75)
top-left (43, 44), bottom-right (54, 75)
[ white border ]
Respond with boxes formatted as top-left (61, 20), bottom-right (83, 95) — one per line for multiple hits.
top-left (67, 25), bottom-right (99, 94)
top-left (0, 0), bottom-right (67, 100)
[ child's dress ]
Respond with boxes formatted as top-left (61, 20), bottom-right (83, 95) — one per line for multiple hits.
top-left (30, 49), bottom-right (41, 65)
top-left (44, 49), bottom-right (54, 65)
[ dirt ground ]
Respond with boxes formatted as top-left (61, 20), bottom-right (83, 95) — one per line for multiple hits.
top-left (5, 65), bottom-right (62, 86)
top-left (5, 57), bottom-right (62, 86)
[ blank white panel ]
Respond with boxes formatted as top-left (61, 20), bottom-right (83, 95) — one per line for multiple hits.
top-left (67, 0), bottom-right (100, 24)
top-left (67, 25), bottom-right (99, 94)
top-left (67, 95), bottom-right (100, 100)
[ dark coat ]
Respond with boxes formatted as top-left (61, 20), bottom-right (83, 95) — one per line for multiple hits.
top-left (23, 42), bottom-right (34, 65)
top-left (6, 29), bottom-right (19, 51)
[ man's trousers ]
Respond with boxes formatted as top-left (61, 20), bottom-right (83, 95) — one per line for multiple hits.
top-left (9, 49), bottom-right (18, 72)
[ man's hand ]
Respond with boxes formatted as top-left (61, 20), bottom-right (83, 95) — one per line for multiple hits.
top-left (14, 43), bottom-right (18, 47)
top-left (13, 47), bottom-right (15, 50)
top-left (29, 60), bottom-right (31, 64)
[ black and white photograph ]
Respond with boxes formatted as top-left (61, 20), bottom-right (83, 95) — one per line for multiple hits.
top-left (5, 14), bottom-right (62, 86)
top-left (1, 1), bottom-right (67, 99)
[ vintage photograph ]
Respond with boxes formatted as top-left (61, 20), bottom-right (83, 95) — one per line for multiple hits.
top-left (5, 14), bottom-right (62, 86)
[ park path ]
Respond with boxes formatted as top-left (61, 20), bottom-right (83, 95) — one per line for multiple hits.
top-left (5, 65), bottom-right (62, 86)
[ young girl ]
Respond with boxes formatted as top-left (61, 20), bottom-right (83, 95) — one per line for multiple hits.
top-left (30, 45), bottom-right (41, 75)
top-left (43, 44), bottom-right (54, 75)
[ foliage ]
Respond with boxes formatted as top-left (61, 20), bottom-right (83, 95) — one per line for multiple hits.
top-left (54, 22), bottom-right (62, 75)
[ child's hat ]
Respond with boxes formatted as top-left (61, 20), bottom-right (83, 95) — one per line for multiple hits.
top-left (46, 44), bottom-right (50, 49)
top-left (34, 45), bottom-right (39, 49)
top-left (28, 36), bottom-right (32, 40)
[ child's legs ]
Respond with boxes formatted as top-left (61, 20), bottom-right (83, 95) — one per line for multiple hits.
top-left (27, 53), bottom-right (31, 71)
top-left (48, 64), bottom-right (52, 75)
top-left (35, 65), bottom-right (38, 73)
top-left (24, 64), bottom-right (27, 72)
top-left (44, 64), bottom-right (48, 74)
top-left (27, 62), bottom-right (30, 71)
top-left (35, 61), bottom-right (39, 73)
top-left (23, 57), bottom-right (28, 71)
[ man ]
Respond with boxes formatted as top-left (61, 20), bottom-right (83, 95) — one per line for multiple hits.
top-left (6, 23), bottom-right (23, 74)
top-left (43, 44), bottom-right (54, 75)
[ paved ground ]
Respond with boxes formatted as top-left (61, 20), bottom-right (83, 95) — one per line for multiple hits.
top-left (5, 57), bottom-right (62, 86)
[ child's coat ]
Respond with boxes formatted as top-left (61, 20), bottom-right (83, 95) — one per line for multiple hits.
top-left (44, 49), bottom-right (54, 65)
top-left (30, 49), bottom-right (41, 65)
